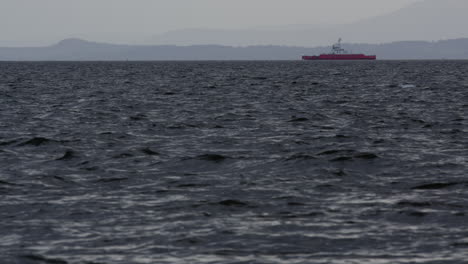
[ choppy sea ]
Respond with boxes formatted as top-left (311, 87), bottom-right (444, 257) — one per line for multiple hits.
top-left (0, 61), bottom-right (467, 264)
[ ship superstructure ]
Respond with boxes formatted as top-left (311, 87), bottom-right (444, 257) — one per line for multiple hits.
top-left (302, 39), bottom-right (376, 60)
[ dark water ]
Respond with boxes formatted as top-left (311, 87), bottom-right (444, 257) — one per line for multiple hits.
top-left (0, 61), bottom-right (467, 264)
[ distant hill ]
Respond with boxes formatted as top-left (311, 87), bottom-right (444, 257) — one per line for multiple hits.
top-left (1, 38), bottom-right (468, 61)
top-left (149, 0), bottom-right (468, 47)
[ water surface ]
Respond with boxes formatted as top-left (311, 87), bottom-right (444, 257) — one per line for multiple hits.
top-left (0, 61), bottom-right (467, 264)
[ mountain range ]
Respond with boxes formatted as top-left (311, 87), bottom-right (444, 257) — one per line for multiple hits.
top-left (1, 0), bottom-right (468, 60)
top-left (1, 38), bottom-right (468, 61)
top-left (149, 0), bottom-right (468, 47)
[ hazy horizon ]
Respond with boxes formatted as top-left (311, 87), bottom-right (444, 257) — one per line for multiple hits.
top-left (1, 0), bottom-right (420, 47)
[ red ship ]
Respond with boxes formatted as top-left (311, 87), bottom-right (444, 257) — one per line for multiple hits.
top-left (302, 38), bottom-right (376, 60)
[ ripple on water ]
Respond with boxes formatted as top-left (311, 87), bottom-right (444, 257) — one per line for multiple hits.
top-left (0, 61), bottom-right (468, 263)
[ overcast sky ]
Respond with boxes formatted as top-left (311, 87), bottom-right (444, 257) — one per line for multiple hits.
top-left (1, 0), bottom-right (420, 46)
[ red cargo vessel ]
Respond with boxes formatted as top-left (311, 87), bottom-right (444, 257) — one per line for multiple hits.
top-left (302, 39), bottom-right (376, 60)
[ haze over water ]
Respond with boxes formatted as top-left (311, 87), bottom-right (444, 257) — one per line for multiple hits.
top-left (0, 0), bottom-right (454, 47)
top-left (1, 61), bottom-right (467, 263)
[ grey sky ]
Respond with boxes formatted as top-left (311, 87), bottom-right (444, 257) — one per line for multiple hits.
top-left (0, 0), bottom-right (420, 46)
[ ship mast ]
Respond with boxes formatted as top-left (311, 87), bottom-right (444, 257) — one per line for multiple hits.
top-left (331, 38), bottom-right (347, 54)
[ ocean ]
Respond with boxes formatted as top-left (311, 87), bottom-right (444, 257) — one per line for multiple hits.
top-left (1, 61), bottom-right (467, 264)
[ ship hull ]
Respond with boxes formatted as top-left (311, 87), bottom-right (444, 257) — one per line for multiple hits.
top-left (302, 54), bottom-right (376, 60)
